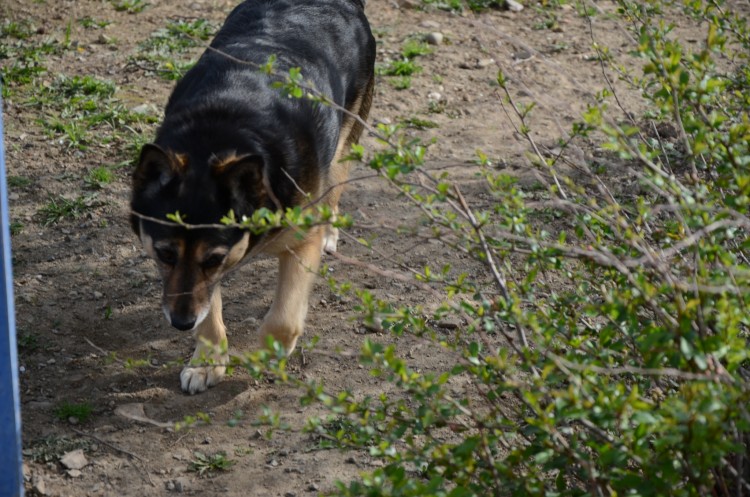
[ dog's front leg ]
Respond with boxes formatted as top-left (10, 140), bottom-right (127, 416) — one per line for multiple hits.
top-left (180, 288), bottom-right (228, 394)
top-left (259, 228), bottom-right (323, 354)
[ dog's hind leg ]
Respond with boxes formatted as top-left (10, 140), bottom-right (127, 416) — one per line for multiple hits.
top-left (259, 227), bottom-right (324, 354)
top-left (322, 75), bottom-right (375, 253)
top-left (180, 288), bottom-right (228, 394)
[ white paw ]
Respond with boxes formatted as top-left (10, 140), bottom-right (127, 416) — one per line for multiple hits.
top-left (179, 363), bottom-right (226, 395)
top-left (323, 226), bottom-right (339, 253)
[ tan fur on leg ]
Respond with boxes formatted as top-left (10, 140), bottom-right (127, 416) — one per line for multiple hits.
top-left (180, 289), bottom-right (228, 394)
top-left (259, 227), bottom-right (323, 354)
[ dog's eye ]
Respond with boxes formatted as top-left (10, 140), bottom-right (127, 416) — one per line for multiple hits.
top-left (201, 254), bottom-right (225, 269)
top-left (155, 247), bottom-right (178, 266)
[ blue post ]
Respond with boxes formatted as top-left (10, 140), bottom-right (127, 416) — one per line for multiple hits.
top-left (0, 97), bottom-right (24, 496)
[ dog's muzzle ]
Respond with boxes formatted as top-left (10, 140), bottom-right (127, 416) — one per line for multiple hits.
top-left (171, 316), bottom-right (196, 331)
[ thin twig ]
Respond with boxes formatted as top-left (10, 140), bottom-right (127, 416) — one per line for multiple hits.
top-left (69, 428), bottom-right (156, 487)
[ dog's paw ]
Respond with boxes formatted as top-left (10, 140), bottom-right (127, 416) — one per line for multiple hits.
top-left (259, 322), bottom-right (301, 356)
top-left (180, 364), bottom-right (226, 395)
top-left (323, 226), bottom-right (339, 253)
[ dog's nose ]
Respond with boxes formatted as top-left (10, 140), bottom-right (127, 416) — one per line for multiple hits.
top-left (171, 316), bottom-right (196, 331)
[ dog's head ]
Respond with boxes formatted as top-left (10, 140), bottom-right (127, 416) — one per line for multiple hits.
top-left (131, 143), bottom-right (267, 331)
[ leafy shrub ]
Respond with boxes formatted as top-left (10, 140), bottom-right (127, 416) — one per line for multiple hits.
top-left (232, 0), bottom-right (750, 495)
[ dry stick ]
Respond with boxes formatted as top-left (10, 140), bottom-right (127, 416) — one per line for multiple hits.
top-left (585, 0), bottom-right (638, 44)
top-left (477, 21), bottom-right (571, 139)
top-left (69, 428), bottom-right (156, 487)
top-left (654, 59), bottom-right (699, 180)
top-left (584, 2), bottom-right (641, 131)
top-left (452, 185), bottom-right (533, 353)
top-left (497, 84), bottom-right (569, 201)
top-left (334, 229), bottom-right (487, 333)
top-left (84, 337), bottom-right (159, 369)
top-left (651, 121), bottom-right (676, 176)
top-left (548, 352), bottom-right (736, 384)
top-left (639, 218), bottom-right (750, 267)
top-left (129, 171), bottom-right (381, 232)
top-left (326, 247), bottom-right (441, 299)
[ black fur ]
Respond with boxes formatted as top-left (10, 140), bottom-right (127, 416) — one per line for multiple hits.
top-left (131, 0), bottom-right (375, 235)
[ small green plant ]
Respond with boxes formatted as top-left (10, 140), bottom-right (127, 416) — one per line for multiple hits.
top-left (401, 117), bottom-right (439, 129)
top-left (111, 0), bottom-right (148, 14)
top-left (0, 41), bottom-right (56, 98)
top-left (420, 0), bottom-right (464, 11)
top-left (307, 415), bottom-right (374, 450)
top-left (77, 17), bottom-right (111, 29)
top-left (167, 18), bottom-right (215, 40)
top-left (54, 402), bottom-right (93, 423)
top-left (30, 74), bottom-right (155, 149)
top-left (427, 99), bottom-right (445, 113)
top-left (9, 221), bottom-right (23, 236)
top-left (233, 446), bottom-right (253, 457)
top-left (1, 20), bottom-right (34, 40)
top-left (7, 175), bottom-right (32, 188)
top-left (378, 59), bottom-right (421, 77)
top-left (377, 38), bottom-right (429, 89)
top-left (401, 39), bottom-right (432, 59)
top-left (50, 74), bottom-right (115, 99)
top-left (420, 0), bottom-right (503, 11)
top-left (390, 76), bottom-right (412, 90)
top-left (131, 19), bottom-right (215, 81)
top-left (187, 451), bottom-right (235, 477)
top-left (43, 119), bottom-right (89, 149)
top-left (465, 0), bottom-right (504, 10)
top-left (17, 332), bottom-right (38, 351)
top-left (85, 166), bottom-right (115, 189)
top-left (532, 7), bottom-right (560, 30)
top-left (37, 194), bottom-right (97, 226)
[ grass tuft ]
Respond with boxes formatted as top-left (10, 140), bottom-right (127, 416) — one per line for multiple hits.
top-left (187, 451), bottom-right (235, 477)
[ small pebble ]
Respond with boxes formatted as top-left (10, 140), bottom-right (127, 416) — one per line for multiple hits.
top-left (60, 449), bottom-right (88, 470)
top-left (32, 476), bottom-right (47, 495)
top-left (505, 0), bottom-right (524, 11)
top-left (425, 32), bottom-right (443, 45)
top-left (130, 104), bottom-right (153, 115)
top-left (174, 478), bottom-right (188, 493)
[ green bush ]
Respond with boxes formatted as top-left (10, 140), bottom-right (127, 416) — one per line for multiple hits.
top-left (231, 0), bottom-right (750, 495)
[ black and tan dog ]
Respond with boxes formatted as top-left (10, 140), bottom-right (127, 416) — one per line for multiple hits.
top-left (130, 0), bottom-right (375, 394)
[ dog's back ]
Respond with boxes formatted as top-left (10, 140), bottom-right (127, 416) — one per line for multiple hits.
top-left (146, 0), bottom-right (375, 224)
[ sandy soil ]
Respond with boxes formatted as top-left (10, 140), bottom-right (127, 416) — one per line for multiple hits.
top-left (0, 0), bottom-right (693, 495)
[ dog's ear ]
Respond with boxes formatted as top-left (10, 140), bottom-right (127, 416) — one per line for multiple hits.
top-left (133, 143), bottom-right (183, 196)
top-left (212, 155), bottom-right (268, 214)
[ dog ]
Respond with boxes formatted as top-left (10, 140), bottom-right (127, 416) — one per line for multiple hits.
top-left (130, 0), bottom-right (375, 394)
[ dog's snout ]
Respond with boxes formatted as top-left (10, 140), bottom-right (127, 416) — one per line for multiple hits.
top-left (171, 316), bottom-right (196, 331)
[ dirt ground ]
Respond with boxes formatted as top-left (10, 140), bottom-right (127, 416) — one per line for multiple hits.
top-left (0, 0), bottom-right (703, 495)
